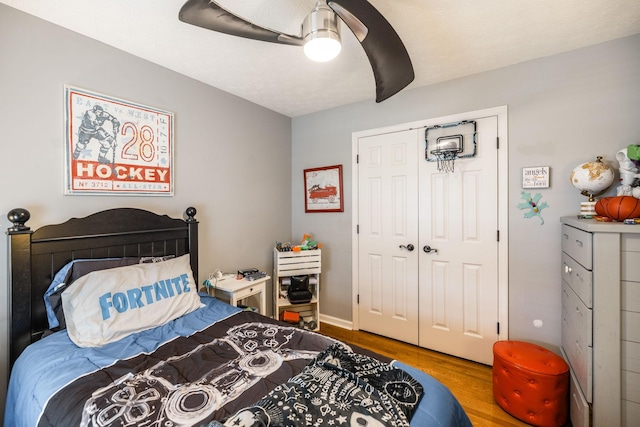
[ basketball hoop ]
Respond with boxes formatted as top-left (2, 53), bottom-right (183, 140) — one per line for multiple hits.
top-left (424, 120), bottom-right (478, 173)
top-left (431, 148), bottom-right (459, 172)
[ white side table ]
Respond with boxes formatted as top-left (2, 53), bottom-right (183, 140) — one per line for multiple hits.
top-left (211, 275), bottom-right (269, 315)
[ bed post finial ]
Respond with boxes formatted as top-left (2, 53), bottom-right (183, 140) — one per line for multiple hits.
top-left (7, 208), bottom-right (31, 232)
top-left (185, 207), bottom-right (197, 222)
top-left (184, 207), bottom-right (198, 284)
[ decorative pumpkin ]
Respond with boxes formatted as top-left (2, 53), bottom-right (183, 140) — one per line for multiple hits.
top-left (603, 195), bottom-right (640, 221)
top-left (594, 197), bottom-right (611, 216)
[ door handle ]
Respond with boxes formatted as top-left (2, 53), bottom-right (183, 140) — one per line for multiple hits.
top-left (399, 244), bottom-right (415, 251)
top-left (423, 245), bottom-right (438, 254)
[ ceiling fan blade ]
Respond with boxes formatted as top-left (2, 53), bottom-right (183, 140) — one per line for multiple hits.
top-left (179, 0), bottom-right (303, 46)
top-left (328, 0), bottom-right (414, 102)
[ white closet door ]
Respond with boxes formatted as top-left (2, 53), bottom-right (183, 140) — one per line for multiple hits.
top-left (357, 129), bottom-right (420, 345)
top-left (418, 116), bottom-right (499, 365)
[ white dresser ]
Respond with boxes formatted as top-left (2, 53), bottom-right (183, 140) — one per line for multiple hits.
top-left (560, 217), bottom-right (640, 427)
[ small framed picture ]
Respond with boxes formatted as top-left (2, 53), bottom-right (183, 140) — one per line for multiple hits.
top-left (522, 166), bottom-right (550, 188)
top-left (304, 165), bottom-right (344, 213)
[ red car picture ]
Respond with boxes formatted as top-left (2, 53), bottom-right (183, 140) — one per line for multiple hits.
top-left (304, 165), bottom-right (343, 213)
top-left (308, 184), bottom-right (338, 203)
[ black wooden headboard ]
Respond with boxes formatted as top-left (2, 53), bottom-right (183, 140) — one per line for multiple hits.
top-left (6, 207), bottom-right (199, 367)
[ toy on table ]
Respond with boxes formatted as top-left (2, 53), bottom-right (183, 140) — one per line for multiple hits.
top-left (277, 235), bottom-right (322, 252)
top-left (616, 146), bottom-right (640, 196)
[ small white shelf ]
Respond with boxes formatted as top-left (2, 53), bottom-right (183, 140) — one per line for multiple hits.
top-left (273, 248), bottom-right (321, 330)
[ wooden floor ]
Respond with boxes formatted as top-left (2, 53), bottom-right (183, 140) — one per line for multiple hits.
top-left (319, 323), bottom-right (531, 427)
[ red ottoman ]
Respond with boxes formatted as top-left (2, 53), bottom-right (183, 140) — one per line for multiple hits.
top-left (492, 341), bottom-right (569, 427)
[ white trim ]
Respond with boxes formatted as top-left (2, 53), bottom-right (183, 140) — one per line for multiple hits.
top-left (319, 313), bottom-right (353, 330)
top-left (351, 105), bottom-right (509, 341)
top-left (496, 105), bottom-right (509, 341)
top-left (351, 130), bottom-right (360, 330)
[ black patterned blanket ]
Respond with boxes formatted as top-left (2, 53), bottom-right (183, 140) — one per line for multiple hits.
top-left (37, 311), bottom-right (422, 427)
top-left (207, 343), bottom-right (424, 427)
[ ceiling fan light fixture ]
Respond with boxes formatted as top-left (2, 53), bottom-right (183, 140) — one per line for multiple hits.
top-left (179, 0), bottom-right (414, 101)
top-left (304, 32), bottom-right (341, 62)
top-left (303, 1), bottom-right (341, 62)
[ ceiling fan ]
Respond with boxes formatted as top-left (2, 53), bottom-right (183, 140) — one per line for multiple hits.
top-left (179, 0), bottom-right (414, 103)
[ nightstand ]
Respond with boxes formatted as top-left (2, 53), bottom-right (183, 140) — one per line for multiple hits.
top-left (210, 275), bottom-right (269, 315)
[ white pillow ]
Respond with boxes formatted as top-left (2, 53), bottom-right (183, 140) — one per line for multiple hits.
top-left (62, 254), bottom-right (202, 347)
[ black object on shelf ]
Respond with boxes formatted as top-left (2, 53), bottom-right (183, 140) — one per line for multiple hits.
top-left (245, 271), bottom-right (267, 281)
top-left (287, 275), bottom-right (312, 304)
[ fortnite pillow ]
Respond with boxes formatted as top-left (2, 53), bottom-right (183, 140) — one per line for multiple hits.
top-left (62, 254), bottom-right (202, 347)
top-left (45, 257), bottom-right (144, 329)
top-left (45, 255), bottom-right (176, 330)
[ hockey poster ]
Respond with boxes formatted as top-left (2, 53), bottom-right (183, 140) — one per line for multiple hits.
top-left (64, 86), bottom-right (174, 196)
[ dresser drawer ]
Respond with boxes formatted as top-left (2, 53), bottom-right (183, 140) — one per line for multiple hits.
top-left (623, 400), bottom-right (640, 426)
top-left (562, 280), bottom-right (593, 347)
top-left (562, 225), bottom-right (592, 270)
top-left (622, 311), bottom-right (640, 343)
top-left (566, 360), bottom-right (591, 427)
top-left (622, 341), bottom-right (640, 373)
top-left (622, 280), bottom-right (640, 313)
top-left (233, 282), bottom-right (265, 301)
top-left (623, 370), bottom-right (640, 404)
top-left (562, 304), bottom-right (593, 402)
top-left (622, 234), bottom-right (640, 252)
top-left (622, 249), bottom-right (640, 282)
top-left (562, 252), bottom-right (593, 308)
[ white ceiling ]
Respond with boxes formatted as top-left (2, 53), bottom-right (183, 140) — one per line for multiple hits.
top-left (2, 0), bottom-right (639, 117)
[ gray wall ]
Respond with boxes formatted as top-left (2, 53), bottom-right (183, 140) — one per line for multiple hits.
top-left (2, 0), bottom-right (640, 420)
top-left (292, 33), bottom-right (640, 345)
top-left (0, 4), bottom-right (292, 418)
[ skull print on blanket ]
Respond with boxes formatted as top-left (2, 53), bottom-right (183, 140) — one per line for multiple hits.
top-left (208, 343), bottom-right (424, 427)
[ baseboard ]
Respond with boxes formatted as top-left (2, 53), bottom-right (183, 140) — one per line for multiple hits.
top-left (319, 313), bottom-right (353, 330)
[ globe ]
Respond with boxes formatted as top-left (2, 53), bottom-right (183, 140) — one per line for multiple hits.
top-left (570, 156), bottom-right (615, 201)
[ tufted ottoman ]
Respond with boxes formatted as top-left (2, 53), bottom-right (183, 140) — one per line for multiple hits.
top-left (492, 341), bottom-right (569, 427)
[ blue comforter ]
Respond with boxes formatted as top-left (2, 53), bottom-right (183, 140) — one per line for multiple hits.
top-left (5, 295), bottom-right (471, 427)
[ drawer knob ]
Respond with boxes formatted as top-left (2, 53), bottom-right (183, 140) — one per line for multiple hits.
top-left (564, 265), bottom-right (572, 274)
top-left (576, 239), bottom-right (583, 247)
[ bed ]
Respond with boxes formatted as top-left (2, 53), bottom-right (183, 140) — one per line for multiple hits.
top-left (5, 207), bottom-right (472, 427)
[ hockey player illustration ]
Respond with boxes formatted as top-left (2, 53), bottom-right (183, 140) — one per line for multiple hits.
top-left (72, 105), bottom-right (120, 164)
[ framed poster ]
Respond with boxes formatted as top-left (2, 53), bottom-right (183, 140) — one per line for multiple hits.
top-left (64, 86), bottom-right (174, 196)
top-left (304, 164), bottom-right (344, 213)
